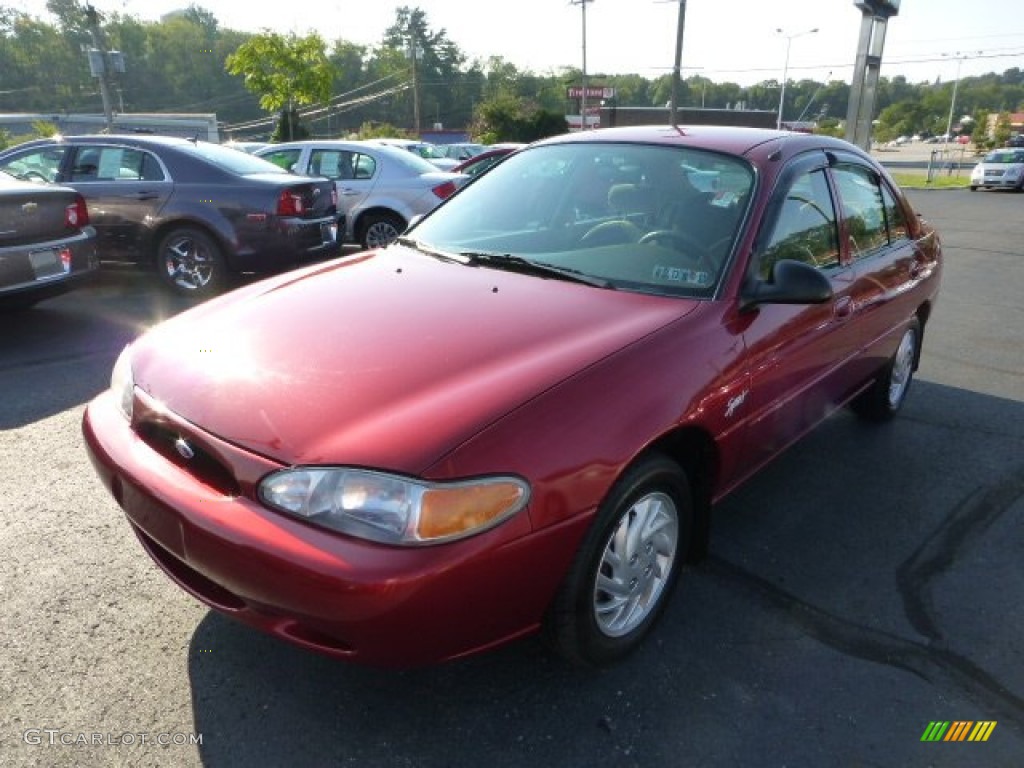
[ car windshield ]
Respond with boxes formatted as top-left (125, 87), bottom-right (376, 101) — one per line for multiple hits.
top-left (983, 150), bottom-right (1024, 164)
top-left (407, 142), bottom-right (755, 298)
top-left (182, 141), bottom-right (289, 175)
top-left (411, 143), bottom-right (447, 160)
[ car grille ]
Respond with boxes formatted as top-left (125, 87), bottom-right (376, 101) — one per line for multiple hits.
top-left (136, 421), bottom-right (240, 497)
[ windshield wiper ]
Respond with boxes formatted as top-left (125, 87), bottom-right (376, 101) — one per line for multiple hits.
top-left (458, 251), bottom-right (615, 289)
top-left (395, 236), bottom-right (472, 264)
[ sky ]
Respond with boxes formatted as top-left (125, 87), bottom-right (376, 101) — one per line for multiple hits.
top-left (17, 0), bottom-right (1024, 87)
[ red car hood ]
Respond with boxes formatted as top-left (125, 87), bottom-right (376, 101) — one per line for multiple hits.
top-left (131, 247), bottom-right (697, 472)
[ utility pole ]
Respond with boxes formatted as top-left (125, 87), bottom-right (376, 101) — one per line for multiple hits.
top-left (775, 27), bottom-right (818, 130)
top-left (669, 0), bottom-right (687, 127)
top-left (570, 0), bottom-right (593, 130)
top-left (943, 51), bottom-right (981, 141)
top-left (407, 36), bottom-right (421, 136)
top-left (84, 4), bottom-right (115, 131)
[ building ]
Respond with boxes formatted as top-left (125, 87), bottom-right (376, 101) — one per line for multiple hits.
top-left (600, 106), bottom-right (777, 130)
top-left (0, 113), bottom-right (220, 143)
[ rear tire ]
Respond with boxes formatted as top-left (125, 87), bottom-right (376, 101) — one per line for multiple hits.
top-left (156, 227), bottom-right (226, 299)
top-left (545, 453), bottom-right (691, 666)
top-left (358, 212), bottom-right (405, 250)
top-left (850, 317), bottom-right (920, 422)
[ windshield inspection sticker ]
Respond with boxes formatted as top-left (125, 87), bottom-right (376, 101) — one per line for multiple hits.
top-left (653, 265), bottom-right (711, 285)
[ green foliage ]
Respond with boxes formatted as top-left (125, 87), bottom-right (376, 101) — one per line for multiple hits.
top-left (2, 4), bottom-right (1023, 145)
top-left (30, 120), bottom-right (58, 137)
top-left (354, 122), bottom-right (413, 139)
top-left (225, 31), bottom-right (332, 112)
top-left (993, 112), bottom-right (1013, 146)
top-left (471, 95), bottom-right (567, 144)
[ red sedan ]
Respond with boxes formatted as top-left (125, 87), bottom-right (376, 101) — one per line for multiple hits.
top-left (83, 126), bottom-right (942, 667)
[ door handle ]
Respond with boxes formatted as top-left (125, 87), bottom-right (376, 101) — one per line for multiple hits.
top-left (134, 192), bottom-right (159, 200)
top-left (834, 296), bottom-right (854, 319)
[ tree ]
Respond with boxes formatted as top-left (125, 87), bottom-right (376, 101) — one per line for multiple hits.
top-left (993, 112), bottom-right (1012, 146)
top-left (471, 95), bottom-right (566, 143)
top-left (381, 7), bottom-right (469, 130)
top-left (225, 31), bottom-right (333, 114)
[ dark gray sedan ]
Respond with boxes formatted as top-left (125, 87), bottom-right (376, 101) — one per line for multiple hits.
top-left (0, 136), bottom-right (339, 298)
top-left (0, 170), bottom-right (98, 309)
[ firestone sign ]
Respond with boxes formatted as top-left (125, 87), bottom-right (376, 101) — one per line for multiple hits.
top-left (567, 86), bottom-right (616, 100)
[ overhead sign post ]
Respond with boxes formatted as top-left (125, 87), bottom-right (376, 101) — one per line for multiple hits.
top-left (845, 0), bottom-right (900, 150)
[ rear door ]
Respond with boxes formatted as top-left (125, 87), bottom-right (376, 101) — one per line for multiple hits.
top-left (305, 147), bottom-right (376, 224)
top-left (67, 143), bottom-right (171, 262)
top-left (829, 157), bottom-right (933, 378)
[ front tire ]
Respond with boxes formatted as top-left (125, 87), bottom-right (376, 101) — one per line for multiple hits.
top-left (850, 317), bottom-right (920, 422)
top-left (545, 453), bottom-right (692, 666)
top-left (156, 227), bottom-right (226, 298)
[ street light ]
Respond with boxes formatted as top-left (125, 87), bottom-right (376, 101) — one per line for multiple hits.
top-left (570, 0), bottom-right (594, 130)
top-left (776, 27), bottom-right (818, 130)
top-left (942, 50), bottom-right (982, 142)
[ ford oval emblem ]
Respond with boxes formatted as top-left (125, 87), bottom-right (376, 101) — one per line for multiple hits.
top-left (174, 437), bottom-right (196, 460)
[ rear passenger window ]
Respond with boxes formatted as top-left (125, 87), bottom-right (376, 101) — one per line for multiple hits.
top-left (832, 165), bottom-right (889, 258)
top-left (352, 154), bottom-right (376, 179)
top-left (759, 169), bottom-right (839, 279)
top-left (880, 183), bottom-right (908, 242)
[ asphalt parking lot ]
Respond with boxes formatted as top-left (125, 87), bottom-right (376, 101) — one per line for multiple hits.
top-left (1, 189), bottom-right (1022, 767)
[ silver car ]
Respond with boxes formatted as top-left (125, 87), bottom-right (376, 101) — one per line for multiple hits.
top-left (367, 139), bottom-right (461, 171)
top-left (969, 148), bottom-right (1024, 192)
top-left (256, 140), bottom-right (466, 249)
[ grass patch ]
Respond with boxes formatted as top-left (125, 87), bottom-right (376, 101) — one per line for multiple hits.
top-left (890, 171), bottom-right (971, 190)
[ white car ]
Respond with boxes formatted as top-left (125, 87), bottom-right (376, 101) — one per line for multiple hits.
top-left (256, 140), bottom-right (466, 249)
top-left (435, 142), bottom-right (487, 162)
top-left (368, 138), bottom-right (461, 171)
top-left (969, 148), bottom-right (1024, 192)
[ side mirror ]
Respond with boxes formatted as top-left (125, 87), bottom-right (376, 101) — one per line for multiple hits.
top-left (741, 259), bottom-right (833, 311)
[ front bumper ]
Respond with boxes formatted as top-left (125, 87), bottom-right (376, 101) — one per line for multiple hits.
top-left (972, 173), bottom-right (1022, 189)
top-left (82, 387), bottom-right (585, 666)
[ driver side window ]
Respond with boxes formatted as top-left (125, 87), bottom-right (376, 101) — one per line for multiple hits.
top-left (758, 169), bottom-right (839, 280)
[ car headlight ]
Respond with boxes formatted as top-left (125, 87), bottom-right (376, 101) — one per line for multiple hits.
top-left (259, 468), bottom-right (530, 546)
top-left (110, 346), bottom-right (134, 421)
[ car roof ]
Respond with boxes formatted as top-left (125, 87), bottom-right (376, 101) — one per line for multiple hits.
top-left (34, 134), bottom-right (199, 147)
top-left (535, 125), bottom-right (860, 162)
top-left (254, 140), bottom-right (419, 159)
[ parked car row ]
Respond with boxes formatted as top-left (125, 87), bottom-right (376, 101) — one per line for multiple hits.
top-left (0, 132), bottom-right (533, 306)
top-left (0, 135), bottom-right (339, 299)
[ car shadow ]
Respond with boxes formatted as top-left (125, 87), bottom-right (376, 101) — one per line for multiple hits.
top-left (185, 380), bottom-right (1024, 766)
top-left (0, 270), bottom-right (201, 430)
